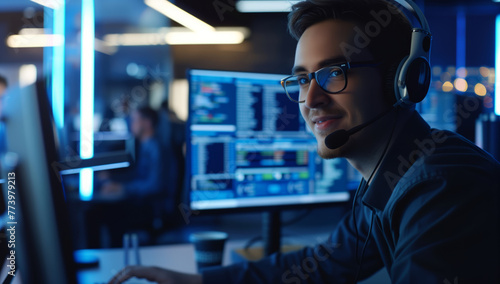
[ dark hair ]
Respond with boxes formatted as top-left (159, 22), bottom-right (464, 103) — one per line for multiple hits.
top-left (288, 0), bottom-right (413, 103)
top-left (0, 75), bottom-right (7, 87)
top-left (136, 106), bottom-right (159, 128)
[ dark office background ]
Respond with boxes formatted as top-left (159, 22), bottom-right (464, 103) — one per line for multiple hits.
top-left (0, 1), bottom-right (498, 75)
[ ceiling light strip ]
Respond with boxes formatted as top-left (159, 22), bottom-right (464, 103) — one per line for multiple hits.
top-left (144, 0), bottom-right (215, 33)
top-left (236, 0), bottom-right (300, 13)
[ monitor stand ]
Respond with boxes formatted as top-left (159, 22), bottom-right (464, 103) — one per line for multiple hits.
top-left (231, 210), bottom-right (304, 261)
top-left (262, 211), bottom-right (281, 256)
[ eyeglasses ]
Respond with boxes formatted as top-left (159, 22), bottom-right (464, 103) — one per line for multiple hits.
top-left (280, 61), bottom-right (380, 103)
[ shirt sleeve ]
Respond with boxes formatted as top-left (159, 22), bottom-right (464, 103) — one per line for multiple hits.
top-left (202, 204), bottom-right (384, 284)
top-left (389, 169), bottom-right (500, 283)
top-left (122, 140), bottom-right (162, 196)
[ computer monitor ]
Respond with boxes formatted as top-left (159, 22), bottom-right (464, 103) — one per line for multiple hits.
top-left (1, 81), bottom-right (77, 283)
top-left (186, 69), bottom-right (353, 212)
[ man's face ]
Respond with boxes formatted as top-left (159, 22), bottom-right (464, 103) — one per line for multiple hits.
top-left (294, 19), bottom-right (388, 159)
top-left (0, 83), bottom-right (6, 116)
top-left (130, 111), bottom-right (145, 138)
top-left (0, 83), bottom-right (6, 97)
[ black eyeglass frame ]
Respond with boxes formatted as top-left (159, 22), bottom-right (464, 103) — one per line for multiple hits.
top-left (280, 61), bottom-right (381, 103)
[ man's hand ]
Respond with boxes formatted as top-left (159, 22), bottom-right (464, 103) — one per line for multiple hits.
top-left (108, 266), bottom-right (202, 284)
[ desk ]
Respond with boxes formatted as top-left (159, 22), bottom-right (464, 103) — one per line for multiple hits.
top-left (0, 207), bottom-right (390, 284)
top-left (76, 240), bottom-right (390, 284)
top-left (0, 243), bottom-right (206, 284)
top-left (76, 241), bottom-right (242, 284)
top-left (77, 244), bottom-right (196, 283)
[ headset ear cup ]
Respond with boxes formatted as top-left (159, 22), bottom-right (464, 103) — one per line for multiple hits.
top-left (405, 58), bottom-right (431, 103)
top-left (393, 56), bottom-right (408, 105)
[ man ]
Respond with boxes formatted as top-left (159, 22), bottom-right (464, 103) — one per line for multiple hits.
top-left (88, 106), bottom-right (166, 247)
top-left (100, 106), bottom-right (164, 198)
top-left (0, 75), bottom-right (8, 155)
top-left (110, 0), bottom-right (499, 282)
top-left (0, 76), bottom-right (7, 97)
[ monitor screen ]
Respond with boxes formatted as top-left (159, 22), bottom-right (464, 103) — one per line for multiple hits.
top-left (187, 69), bottom-right (353, 211)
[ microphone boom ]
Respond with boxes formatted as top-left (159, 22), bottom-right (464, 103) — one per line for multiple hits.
top-left (324, 107), bottom-right (395, 149)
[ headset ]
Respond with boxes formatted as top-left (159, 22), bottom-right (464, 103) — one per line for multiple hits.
top-left (391, 0), bottom-right (432, 107)
top-left (349, 1), bottom-right (432, 282)
top-left (324, 0), bottom-right (432, 150)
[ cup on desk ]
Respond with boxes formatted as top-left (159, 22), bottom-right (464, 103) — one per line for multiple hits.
top-left (189, 231), bottom-right (228, 271)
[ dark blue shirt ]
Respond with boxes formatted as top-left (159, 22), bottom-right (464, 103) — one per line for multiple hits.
top-left (122, 137), bottom-right (163, 196)
top-left (203, 111), bottom-right (500, 283)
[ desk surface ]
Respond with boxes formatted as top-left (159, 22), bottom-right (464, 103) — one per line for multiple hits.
top-left (0, 243), bottom-right (205, 284)
top-left (77, 241), bottom-right (242, 284)
top-left (78, 244), bottom-right (196, 283)
top-left (75, 240), bottom-right (389, 284)
top-left (0, 232), bottom-right (388, 284)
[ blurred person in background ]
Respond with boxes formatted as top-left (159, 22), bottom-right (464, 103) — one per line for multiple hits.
top-left (87, 106), bottom-right (174, 247)
top-left (0, 75), bottom-right (8, 155)
top-left (100, 106), bottom-right (164, 197)
top-left (0, 76), bottom-right (7, 97)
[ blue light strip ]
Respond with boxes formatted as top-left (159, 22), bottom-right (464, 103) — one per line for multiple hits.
top-left (79, 0), bottom-right (95, 200)
top-left (496, 14), bottom-right (500, 116)
top-left (52, 1), bottom-right (65, 129)
top-left (79, 168), bottom-right (93, 201)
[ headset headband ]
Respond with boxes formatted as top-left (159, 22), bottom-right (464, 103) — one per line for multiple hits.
top-left (391, 0), bottom-right (430, 32)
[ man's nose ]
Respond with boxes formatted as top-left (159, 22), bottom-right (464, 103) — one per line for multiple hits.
top-left (303, 79), bottom-right (330, 109)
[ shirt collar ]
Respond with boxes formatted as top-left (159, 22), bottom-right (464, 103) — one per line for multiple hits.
top-left (361, 110), bottom-right (431, 212)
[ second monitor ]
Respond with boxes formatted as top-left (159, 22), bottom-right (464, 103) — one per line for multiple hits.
top-left (187, 69), bottom-right (355, 211)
